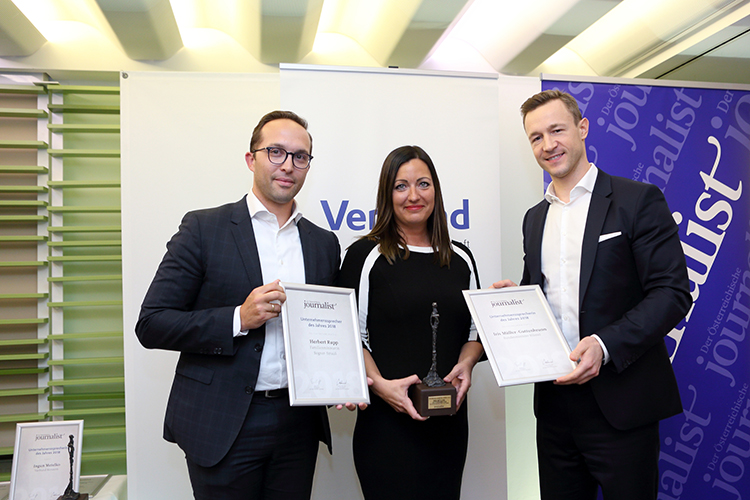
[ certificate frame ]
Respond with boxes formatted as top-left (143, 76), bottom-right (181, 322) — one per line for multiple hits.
top-left (463, 285), bottom-right (576, 387)
top-left (281, 282), bottom-right (370, 406)
top-left (9, 420), bottom-right (84, 500)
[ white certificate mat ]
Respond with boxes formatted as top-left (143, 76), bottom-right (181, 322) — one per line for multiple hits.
top-left (463, 285), bottom-right (576, 386)
top-left (281, 283), bottom-right (370, 406)
top-left (10, 420), bottom-right (84, 500)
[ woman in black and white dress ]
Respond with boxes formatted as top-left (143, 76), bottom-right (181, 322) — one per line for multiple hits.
top-left (338, 145), bottom-right (483, 500)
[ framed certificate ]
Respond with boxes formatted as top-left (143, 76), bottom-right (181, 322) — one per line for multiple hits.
top-left (9, 420), bottom-right (84, 500)
top-left (281, 282), bottom-right (370, 406)
top-left (463, 285), bottom-right (576, 386)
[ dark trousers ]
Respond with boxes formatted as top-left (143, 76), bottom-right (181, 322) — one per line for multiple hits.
top-left (536, 384), bottom-right (660, 500)
top-left (186, 392), bottom-right (321, 500)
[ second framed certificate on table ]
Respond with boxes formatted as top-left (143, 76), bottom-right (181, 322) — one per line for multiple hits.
top-left (463, 285), bottom-right (576, 387)
top-left (281, 282), bottom-right (370, 406)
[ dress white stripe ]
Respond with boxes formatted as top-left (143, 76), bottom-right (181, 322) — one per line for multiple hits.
top-left (357, 244), bottom-right (382, 351)
top-left (450, 243), bottom-right (479, 341)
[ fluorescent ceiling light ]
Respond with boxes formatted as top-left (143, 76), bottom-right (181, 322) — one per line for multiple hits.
top-left (169, 0), bottom-right (200, 29)
top-left (307, 32), bottom-right (380, 67)
top-left (314, 0), bottom-right (421, 64)
top-left (12, 0), bottom-right (118, 43)
top-left (436, 0), bottom-right (581, 71)
top-left (542, 0), bottom-right (750, 77)
top-left (420, 37), bottom-right (498, 73)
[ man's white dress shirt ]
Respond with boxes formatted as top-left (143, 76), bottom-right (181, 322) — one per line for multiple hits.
top-left (231, 192), bottom-right (306, 390)
top-left (541, 165), bottom-right (610, 363)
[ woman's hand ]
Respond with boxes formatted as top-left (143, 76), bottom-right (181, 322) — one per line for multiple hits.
top-left (371, 374), bottom-right (427, 421)
top-left (443, 341), bottom-right (484, 410)
top-left (444, 361), bottom-right (473, 410)
top-left (363, 349), bottom-right (426, 420)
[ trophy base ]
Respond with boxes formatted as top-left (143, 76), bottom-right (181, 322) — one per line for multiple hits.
top-left (409, 383), bottom-right (457, 417)
top-left (57, 493), bottom-right (88, 500)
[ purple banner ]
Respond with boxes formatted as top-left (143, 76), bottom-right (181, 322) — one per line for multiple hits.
top-left (542, 79), bottom-right (750, 499)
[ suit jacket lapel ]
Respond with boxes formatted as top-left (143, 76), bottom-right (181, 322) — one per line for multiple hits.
top-left (526, 202), bottom-right (549, 285)
top-left (297, 218), bottom-right (319, 283)
top-left (230, 196), bottom-right (264, 287)
top-left (579, 171), bottom-right (612, 308)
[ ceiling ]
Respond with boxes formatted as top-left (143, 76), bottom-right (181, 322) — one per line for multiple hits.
top-left (0, 0), bottom-right (749, 85)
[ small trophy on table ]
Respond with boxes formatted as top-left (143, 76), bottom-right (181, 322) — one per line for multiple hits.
top-left (409, 302), bottom-right (457, 417)
top-left (57, 435), bottom-right (88, 500)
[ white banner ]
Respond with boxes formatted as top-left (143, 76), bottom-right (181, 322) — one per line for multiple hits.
top-left (280, 64), bottom-right (506, 499)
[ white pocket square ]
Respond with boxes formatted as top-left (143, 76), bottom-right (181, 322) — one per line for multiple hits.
top-left (598, 231), bottom-right (622, 243)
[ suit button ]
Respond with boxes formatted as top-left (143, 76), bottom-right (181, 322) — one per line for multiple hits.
top-left (214, 347), bottom-right (222, 354)
top-left (254, 344), bottom-right (262, 352)
top-left (245, 386), bottom-right (253, 395)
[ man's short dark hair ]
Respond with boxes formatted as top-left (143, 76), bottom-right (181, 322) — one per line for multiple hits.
top-left (521, 90), bottom-right (583, 125)
top-left (250, 110), bottom-right (313, 154)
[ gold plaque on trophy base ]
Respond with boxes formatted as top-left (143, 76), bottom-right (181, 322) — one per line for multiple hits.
top-left (409, 383), bottom-right (457, 417)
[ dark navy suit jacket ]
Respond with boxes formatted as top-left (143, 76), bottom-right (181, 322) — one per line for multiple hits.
top-left (521, 170), bottom-right (691, 430)
top-left (136, 196), bottom-right (340, 467)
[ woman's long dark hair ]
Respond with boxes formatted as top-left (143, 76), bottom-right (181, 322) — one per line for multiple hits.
top-left (364, 145), bottom-right (452, 266)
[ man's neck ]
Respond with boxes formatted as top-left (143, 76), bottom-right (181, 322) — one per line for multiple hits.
top-left (551, 162), bottom-right (591, 203)
top-left (251, 188), bottom-right (294, 227)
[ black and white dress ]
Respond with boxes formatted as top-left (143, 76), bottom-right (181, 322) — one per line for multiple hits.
top-left (337, 238), bottom-right (480, 500)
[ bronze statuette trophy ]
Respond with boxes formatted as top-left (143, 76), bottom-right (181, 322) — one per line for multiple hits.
top-left (57, 435), bottom-right (88, 500)
top-left (409, 302), bottom-right (457, 416)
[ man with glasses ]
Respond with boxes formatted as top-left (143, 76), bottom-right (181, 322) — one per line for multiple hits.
top-left (137, 111), bottom-right (349, 500)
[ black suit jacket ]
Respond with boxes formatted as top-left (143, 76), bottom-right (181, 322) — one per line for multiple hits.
top-left (521, 170), bottom-right (691, 430)
top-left (136, 196), bottom-right (341, 467)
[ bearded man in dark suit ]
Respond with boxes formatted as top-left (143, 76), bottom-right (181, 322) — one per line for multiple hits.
top-left (495, 90), bottom-right (691, 500)
top-left (137, 110), bottom-right (357, 500)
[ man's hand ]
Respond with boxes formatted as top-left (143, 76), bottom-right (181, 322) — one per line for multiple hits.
top-left (491, 279), bottom-right (517, 288)
top-left (555, 336), bottom-right (603, 385)
top-left (335, 377), bottom-right (373, 411)
top-left (240, 280), bottom-right (286, 331)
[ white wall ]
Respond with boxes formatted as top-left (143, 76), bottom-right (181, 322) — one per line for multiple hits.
top-left (121, 71), bottom-right (281, 500)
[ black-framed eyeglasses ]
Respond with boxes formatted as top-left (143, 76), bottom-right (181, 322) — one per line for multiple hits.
top-left (251, 146), bottom-right (312, 170)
